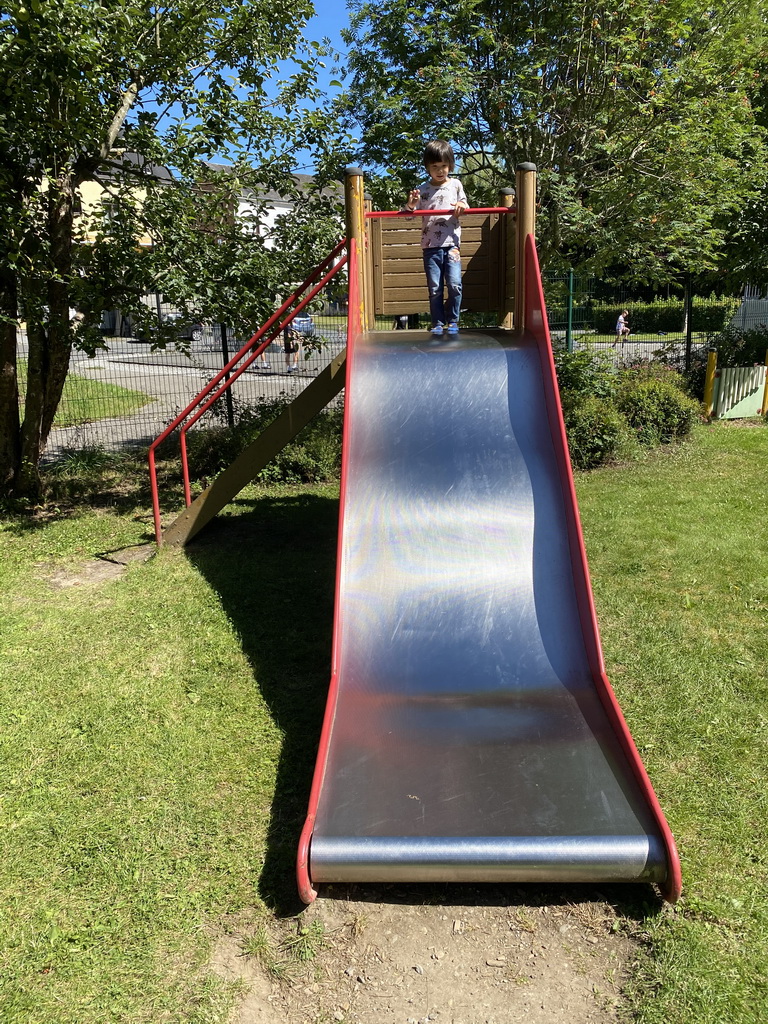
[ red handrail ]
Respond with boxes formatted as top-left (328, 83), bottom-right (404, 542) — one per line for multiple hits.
top-left (149, 238), bottom-right (347, 543)
top-left (366, 207), bottom-right (512, 218)
top-left (178, 253), bottom-right (348, 506)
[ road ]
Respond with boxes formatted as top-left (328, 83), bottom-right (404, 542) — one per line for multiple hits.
top-left (30, 331), bottom-right (347, 457)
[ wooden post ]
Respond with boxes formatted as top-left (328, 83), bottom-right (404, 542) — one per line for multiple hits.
top-left (514, 163), bottom-right (537, 333)
top-left (762, 349), bottom-right (768, 416)
top-left (500, 187), bottom-right (515, 329)
top-left (703, 348), bottom-right (718, 418)
top-left (363, 192), bottom-right (376, 331)
top-left (345, 167), bottom-right (366, 329)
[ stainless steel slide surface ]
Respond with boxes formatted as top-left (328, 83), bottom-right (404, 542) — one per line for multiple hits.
top-left (308, 328), bottom-right (668, 887)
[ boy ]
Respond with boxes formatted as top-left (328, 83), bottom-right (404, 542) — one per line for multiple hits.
top-left (614, 309), bottom-right (630, 347)
top-left (402, 140), bottom-right (468, 337)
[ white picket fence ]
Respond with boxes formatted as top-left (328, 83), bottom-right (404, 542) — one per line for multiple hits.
top-left (712, 364), bottom-right (767, 419)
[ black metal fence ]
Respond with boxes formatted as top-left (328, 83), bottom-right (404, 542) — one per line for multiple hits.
top-left (19, 303), bottom-right (349, 460)
top-left (18, 279), bottom-right (760, 460)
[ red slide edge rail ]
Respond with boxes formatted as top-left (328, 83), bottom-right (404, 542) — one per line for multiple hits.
top-left (148, 238), bottom-right (347, 544)
top-left (523, 234), bottom-right (682, 904)
top-left (296, 238), bottom-right (361, 905)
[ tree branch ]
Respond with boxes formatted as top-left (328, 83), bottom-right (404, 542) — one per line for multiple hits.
top-left (101, 80), bottom-right (142, 161)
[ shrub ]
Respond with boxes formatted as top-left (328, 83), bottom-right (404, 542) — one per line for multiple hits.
top-left (185, 398), bottom-right (344, 484)
top-left (554, 347), bottom-right (618, 400)
top-left (256, 408), bottom-right (343, 483)
top-left (615, 375), bottom-right (699, 446)
top-left (706, 325), bottom-right (768, 368)
top-left (561, 395), bottom-right (630, 470)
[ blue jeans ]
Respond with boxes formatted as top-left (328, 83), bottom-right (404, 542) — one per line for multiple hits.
top-left (423, 245), bottom-right (462, 328)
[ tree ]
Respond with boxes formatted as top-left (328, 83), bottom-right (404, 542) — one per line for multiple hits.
top-left (0, 0), bottom-right (341, 497)
top-left (338, 0), bottom-right (768, 282)
top-left (721, 74), bottom-right (768, 288)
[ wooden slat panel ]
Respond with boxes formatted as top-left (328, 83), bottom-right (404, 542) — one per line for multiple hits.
top-left (381, 281), bottom-right (498, 310)
top-left (383, 256), bottom-right (495, 275)
top-left (380, 288), bottom-right (494, 307)
top-left (379, 240), bottom-right (487, 261)
top-left (380, 228), bottom-right (488, 249)
top-left (371, 212), bottom-right (505, 315)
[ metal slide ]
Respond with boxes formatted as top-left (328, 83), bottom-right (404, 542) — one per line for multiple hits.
top-left (298, 242), bottom-right (681, 904)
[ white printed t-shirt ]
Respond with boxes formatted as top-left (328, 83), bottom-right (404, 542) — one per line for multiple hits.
top-left (406, 178), bottom-right (468, 249)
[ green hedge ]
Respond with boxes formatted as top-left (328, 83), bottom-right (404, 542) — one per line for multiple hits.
top-left (587, 297), bottom-right (739, 335)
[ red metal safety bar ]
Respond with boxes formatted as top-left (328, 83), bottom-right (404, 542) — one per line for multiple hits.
top-left (177, 253), bottom-right (348, 507)
top-left (148, 238), bottom-right (347, 544)
top-left (366, 207), bottom-right (513, 218)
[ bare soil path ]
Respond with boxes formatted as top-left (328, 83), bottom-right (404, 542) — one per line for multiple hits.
top-left (211, 884), bottom-right (654, 1024)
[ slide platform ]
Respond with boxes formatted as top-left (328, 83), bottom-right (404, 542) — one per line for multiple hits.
top-left (298, 243), bottom-right (680, 903)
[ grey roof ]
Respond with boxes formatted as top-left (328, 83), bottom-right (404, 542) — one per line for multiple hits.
top-left (101, 150), bottom-right (175, 183)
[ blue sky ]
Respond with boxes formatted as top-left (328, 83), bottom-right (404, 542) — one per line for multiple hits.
top-left (289, 0), bottom-right (353, 171)
top-left (305, 0), bottom-right (351, 56)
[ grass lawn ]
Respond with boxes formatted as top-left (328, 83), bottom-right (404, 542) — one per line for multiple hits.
top-left (576, 422), bottom-right (768, 1022)
top-left (565, 329), bottom-right (709, 349)
top-left (53, 374), bottom-right (153, 427)
top-left (0, 422), bottom-right (766, 1022)
top-left (17, 360), bottom-right (152, 427)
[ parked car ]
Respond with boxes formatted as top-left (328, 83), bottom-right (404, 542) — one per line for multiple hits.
top-left (290, 312), bottom-right (314, 335)
top-left (131, 313), bottom-right (244, 350)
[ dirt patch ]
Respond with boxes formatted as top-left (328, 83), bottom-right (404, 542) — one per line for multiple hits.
top-left (37, 544), bottom-right (154, 588)
top-left (717, 417), bottom-right (766, 428)
top-left (39, 559), bottom-right (127, 588)
top-left (211, 887), bottom-right (640, 1024)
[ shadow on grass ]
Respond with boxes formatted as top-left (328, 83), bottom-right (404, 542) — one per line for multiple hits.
top-left (1, 449), bottom-right (187, 540)
top-left (185, 490), bottom-right (339, 917)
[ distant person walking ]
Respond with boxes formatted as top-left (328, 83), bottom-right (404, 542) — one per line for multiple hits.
top-left (614, 309), bottom-right (630, 347)
top-left (284, 326), bottom-right (300, 372)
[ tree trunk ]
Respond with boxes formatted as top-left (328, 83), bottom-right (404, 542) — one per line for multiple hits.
top-left (15, 175), bottom-right (76, 499)
top-left (0, 269), bottom-right (20, 494)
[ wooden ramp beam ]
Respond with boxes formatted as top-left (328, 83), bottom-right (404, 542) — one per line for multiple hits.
top-left (162, 348), bottom-right (347, 547)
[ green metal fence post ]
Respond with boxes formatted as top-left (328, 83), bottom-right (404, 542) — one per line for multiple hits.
top-left (219, 323), bottom-right (235, 429)
top-left (566, 269), bottom-right (574, 352)
top-left (684, 273), bottom-right (693, 372)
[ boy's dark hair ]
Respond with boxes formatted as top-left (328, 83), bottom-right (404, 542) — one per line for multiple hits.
top-left (423, 139), bottom-right (455, 170)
